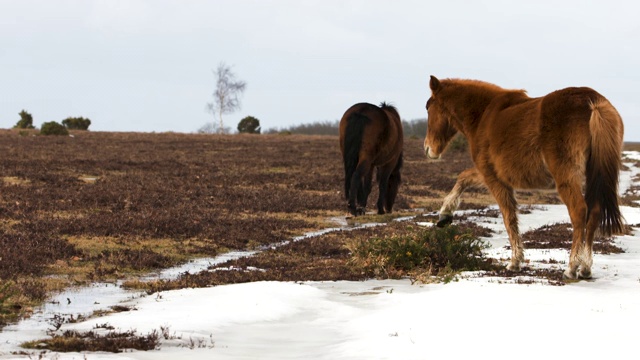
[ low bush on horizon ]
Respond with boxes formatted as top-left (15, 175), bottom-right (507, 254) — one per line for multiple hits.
top-left (13, 110), bottom-right (35, 129)
top-left (40, 121), bottom-right (69, 136)
top-left (62, 116), bottom-right (91, 130)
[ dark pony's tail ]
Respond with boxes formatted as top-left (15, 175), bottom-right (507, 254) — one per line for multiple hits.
top-left (343, 113), bottom-right (369, 199)
top-left (585, 98), bottom-right (625, 236)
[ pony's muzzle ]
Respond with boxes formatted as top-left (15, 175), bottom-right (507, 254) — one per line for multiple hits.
top-left (424, 146), bottom-right (440, 160)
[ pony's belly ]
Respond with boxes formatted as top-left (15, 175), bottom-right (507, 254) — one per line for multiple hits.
top-left (514, 174), bottom-right (556, 190)
top-left (495, 157), bottom-right (555, 189)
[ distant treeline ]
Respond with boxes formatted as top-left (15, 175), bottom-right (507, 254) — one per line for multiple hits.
top-left (264, 118), bottom-right (427, 138)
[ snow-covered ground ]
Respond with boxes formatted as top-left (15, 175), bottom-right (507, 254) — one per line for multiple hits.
top-left (2, 153), bottom-right (640, 360)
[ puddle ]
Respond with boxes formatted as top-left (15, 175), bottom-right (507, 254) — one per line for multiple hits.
top-left (141, 250), bottom-right (258, 281)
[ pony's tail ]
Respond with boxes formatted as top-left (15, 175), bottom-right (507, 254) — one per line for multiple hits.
top-left (585, 98), bottom-right (625, 236)
top-left (343, 113), bottom-right (369, 199)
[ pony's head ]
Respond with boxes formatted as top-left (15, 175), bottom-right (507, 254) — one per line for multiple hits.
top-left (424, 75), bottom-right (458, 159)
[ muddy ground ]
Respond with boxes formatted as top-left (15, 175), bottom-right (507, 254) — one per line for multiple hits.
top-left (0, 130), bottom-right (636, 326)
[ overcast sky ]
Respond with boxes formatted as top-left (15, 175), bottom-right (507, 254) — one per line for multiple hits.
top-left (1, 0), bottom-right (639, 139)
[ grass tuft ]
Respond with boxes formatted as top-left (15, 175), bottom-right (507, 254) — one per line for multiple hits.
top-left (22, 329), bottom-right (160, 353)
top-left (346, 224), bottom-right (494, 281)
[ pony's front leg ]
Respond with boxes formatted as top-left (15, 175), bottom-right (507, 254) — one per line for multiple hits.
top-left (438, 168), bottom-right (483, 227)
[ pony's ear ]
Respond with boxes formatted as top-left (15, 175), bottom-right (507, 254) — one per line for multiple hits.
top-left (429, 75), bottom-right (441, 93)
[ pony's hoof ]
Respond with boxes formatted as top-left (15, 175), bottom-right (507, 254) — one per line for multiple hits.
top-left (506, 262), bottom-right (521, 272)
top-left (436, 214), bottom-right (453, 227)
top-left (563, 268), bottom-right (578, 280)
top-left (578, 267), bottom-right (592, 279)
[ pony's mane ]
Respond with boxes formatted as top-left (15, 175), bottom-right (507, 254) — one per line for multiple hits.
top-left (442, 78), bottom-right (527, 97)
top-left (379, 102), bottom-right (400, 118)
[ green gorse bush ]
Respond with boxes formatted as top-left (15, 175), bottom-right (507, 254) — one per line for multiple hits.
top-left (40, 121), bottom-right (69, 136)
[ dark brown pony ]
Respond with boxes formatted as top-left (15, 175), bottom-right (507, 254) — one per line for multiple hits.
top-left (340, 102), bottom-right (403, 216)
top-left (424, 76), bottom-right (624, 279)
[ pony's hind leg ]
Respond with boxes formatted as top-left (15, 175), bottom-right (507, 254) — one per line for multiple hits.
top-left (485, 180), bottom-right (524, 271)
top-left (554, 178), bottom-right (589, 279)
top-left (382, 154), bottom-right (402, 214)
top-left (376, 164), bottom-right (396, 214)
top-left (385, 168), bottom-right (401, 213)
top-left (347, 172), bottom-right (360, 216)
top-left (577, 203), bottom-right (601, 279)
top-left (348, 161), bottom-right (370, 216)
top-left (438, 168), bottom-right (483, 227)
top-left (349, 161), bottom-right (372, 216)
top-left (359, 167), bottom-right (374, 214)
top-left (375, 170), bottom-right (389, 215)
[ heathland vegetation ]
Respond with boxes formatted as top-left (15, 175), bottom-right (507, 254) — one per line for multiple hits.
top-left (0, 130), bottom-right (480, 329)
top-left (2, 130), bottom-right (636, 352)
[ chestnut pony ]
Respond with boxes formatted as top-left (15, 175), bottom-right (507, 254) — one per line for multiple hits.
top-left (340, 102), bottom-right (403, 216)
top-left (424, 76), bottom-right (624, 279)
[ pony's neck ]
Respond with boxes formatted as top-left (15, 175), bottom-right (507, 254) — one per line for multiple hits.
top-left (443, 80), bottom-right (510, 134)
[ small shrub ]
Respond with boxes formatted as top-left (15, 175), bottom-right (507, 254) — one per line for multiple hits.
top-left (40, 121), bottom-right (69, 136)
top-left (62, 117), bottom-right (91, 130)
top-left (13, 110), bottom-right (35, 129)
top-left (347, 224), bottom-right (493, 280)
top-left (237, 116), bottom-right (261, 134)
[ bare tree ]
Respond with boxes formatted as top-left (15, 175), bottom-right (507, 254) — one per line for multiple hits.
top-left (206, 62), bottom-right (246, 134)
